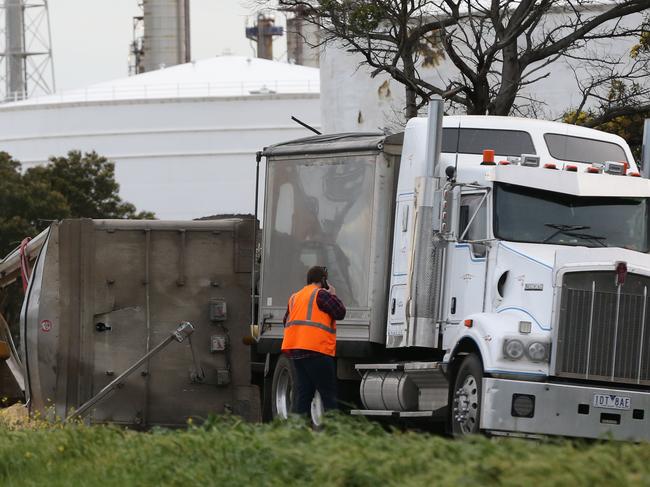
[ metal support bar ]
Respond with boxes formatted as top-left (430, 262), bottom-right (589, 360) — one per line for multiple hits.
top-left (187, 335), bottom-right (205, 382)
top-left (642, 119), bottom-right (650, 179)
top-left (458, 190), bottom-right (490, 241)
top-left (585, 280), bottom-right (595, 380)
top-left (638, 286), bottom-right (648, 384)
top-left (65, 322), bottom-right (195, 422)
top-left (611, 284), bottom-right (622, 381)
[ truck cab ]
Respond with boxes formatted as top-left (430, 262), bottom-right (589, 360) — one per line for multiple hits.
top-left (256, 105), bottom-right (650, 441)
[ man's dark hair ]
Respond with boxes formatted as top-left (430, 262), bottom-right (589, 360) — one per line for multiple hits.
top-left (306, 266), bottom-right (327, 285)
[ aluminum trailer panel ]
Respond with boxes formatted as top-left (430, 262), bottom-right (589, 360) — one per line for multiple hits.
top-left (22, 218), bottom-right (260, 426)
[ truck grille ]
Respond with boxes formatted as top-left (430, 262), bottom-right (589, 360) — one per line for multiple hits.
top-left (555, 271), bottom-right (650, 385)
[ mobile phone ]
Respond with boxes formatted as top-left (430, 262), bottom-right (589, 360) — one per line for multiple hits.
top-left (320, 267), bottom-right (329, 290)
top-left (321, 276), bottom-right (329, 290)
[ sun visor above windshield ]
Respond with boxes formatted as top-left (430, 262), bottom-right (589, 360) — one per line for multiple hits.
top-left (487, 165), bottom-right (650, 197)
top-left (554, 247), bottom-right (650, 275)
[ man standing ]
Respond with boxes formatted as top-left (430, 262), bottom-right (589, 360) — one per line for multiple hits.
top-left (282, 266), bottom-right (346, 415)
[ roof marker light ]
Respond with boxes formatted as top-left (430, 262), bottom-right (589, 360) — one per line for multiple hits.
top-left (604, 161), bottom-right (626, 175)
top-left (520, 154), bottom-right (540, 167)
top-left (481, 149), bottom-right (496, 165)
top-left (499, 160), bottom-right (510, 165)
top-left (543, 163), bottom-right (557, 170)
top-left (565, 164), bottom-right (578, 172)
top-left (587, 166), bottom-right (602, 174)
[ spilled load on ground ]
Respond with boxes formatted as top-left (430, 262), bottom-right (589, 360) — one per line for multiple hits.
top-left (0, 218), bottom-right (260, 426)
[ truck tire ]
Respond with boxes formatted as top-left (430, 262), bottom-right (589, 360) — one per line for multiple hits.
top-left (450, 353), bottom-right (483, 436)
top-left (271, 354), bottom-right (296, 419)
top-left (270, 354), bottom-right (324, 425)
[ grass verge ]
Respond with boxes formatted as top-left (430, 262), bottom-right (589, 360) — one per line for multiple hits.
top-left (0, 414), bottom-right (648, 486)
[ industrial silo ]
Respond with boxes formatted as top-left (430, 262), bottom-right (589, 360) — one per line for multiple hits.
top-left (0, 56), bottom-right (320, 219)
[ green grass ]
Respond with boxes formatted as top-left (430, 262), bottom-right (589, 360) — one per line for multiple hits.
top-left (0, 415), bottom-right (649, 486)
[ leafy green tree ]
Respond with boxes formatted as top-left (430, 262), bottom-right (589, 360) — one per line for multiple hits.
top-left (0, 152), bottom-right (69, 254)
top-left (0, 150), bottom-right (154, 256)
top-left (25, 151), bottom-right (154, 220)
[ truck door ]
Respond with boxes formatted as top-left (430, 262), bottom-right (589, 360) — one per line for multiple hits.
top-left (445, 191), bottom-right (489, 322)
top-left (386, 194), bottom-right (413, 345)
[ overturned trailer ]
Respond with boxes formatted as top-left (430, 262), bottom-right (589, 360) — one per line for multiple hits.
top-left (3, 218), bottom-right (260, 426)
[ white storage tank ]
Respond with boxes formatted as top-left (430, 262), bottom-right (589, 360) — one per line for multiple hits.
top-left (0, 56), bottom-right (320, 219)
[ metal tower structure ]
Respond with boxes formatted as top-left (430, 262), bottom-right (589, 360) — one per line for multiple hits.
top-left (246, 14), bottom-right (283, 61)
top-left (0, 0), bottom-right (55, 101)
top-left (129, 1), bottom-right (145, 75)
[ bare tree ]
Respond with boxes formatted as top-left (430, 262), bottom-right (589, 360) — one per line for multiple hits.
top-left (273, 0), bottom-right (650, 119)
top-left (567, 16), bottom-right (650, 124)
top-left (562, 17), bottom-right (650, 158)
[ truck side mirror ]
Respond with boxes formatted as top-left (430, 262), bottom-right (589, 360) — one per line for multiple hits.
top-left (445, 165), bottom-right (456, 182)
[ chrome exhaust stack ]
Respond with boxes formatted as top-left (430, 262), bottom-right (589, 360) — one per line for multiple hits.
top-left (406, 98), bottom-right (445, 347)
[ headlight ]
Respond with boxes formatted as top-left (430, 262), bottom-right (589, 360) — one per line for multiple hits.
top-left (503, 339), bottom-right (525, 360)
top-left (526, 341), bottom-right (549, 362)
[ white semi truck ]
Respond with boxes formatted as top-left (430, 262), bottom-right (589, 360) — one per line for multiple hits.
top-left (254, 99), bottom-right (650, 440)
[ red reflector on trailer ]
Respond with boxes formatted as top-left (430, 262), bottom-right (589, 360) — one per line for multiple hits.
top-left (464, 319), bottom-right (473, 328)
top-left (543, 163), bottom-right (557, 170)
top-left (629, 171), bottom-right (641, 177)
top-left (565, 164), bottom-right (578, 172)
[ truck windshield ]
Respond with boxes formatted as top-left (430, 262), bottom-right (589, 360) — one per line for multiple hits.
top-left (494, 183), bottom-right (649, 251)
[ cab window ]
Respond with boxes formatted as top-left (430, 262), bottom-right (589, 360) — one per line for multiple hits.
top-left (459, 192), bottom-right (488, 257)
top-left (544, 133), bottom-right (628, 164)
top-left (442, 128), bottom-right (535, 156)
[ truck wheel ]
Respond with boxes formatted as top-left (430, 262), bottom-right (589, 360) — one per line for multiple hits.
top-left (311, 391), bottom-right (324, 426)
top-left (271, 354), bottom-right (296, 419)
top-left (270, 354), bottom-right (324, 425)
top-left (450, 353), bottom-right (483, 436)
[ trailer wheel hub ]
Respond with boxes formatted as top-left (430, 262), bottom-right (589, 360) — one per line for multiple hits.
top-left (275, 367), bottom-right (292, 419)
top-left (453, 374), bottom-right (479, 433)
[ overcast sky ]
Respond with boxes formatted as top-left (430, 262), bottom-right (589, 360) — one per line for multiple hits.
top-left (49, 0), bottom-right (286, 91)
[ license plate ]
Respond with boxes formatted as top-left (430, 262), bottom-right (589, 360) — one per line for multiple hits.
top-left (592, 393), bottom-right (631, 410)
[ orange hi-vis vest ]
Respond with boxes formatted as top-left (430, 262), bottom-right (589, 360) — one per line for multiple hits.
top-left (281, 284), bottom-right (336, 357)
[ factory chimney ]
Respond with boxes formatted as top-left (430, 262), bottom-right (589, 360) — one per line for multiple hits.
top-left (286, 8), bottom-right (319, 67)
top-left (246, 14), bottom-right (283, 60)
top-left (142, 0), bottom-right (191, 72)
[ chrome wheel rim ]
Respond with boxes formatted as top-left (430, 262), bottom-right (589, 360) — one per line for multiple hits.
top-left (453, 374), bottom-right (479, 434)
top-left (275, 367), bottom-right (292, 419)
top-left (311, 391), bottom-right (323, 426)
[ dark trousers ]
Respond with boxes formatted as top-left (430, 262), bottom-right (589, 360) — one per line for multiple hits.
top-left (291, 353), bottom-right (338, 415)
